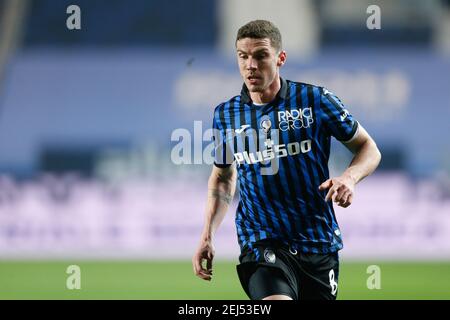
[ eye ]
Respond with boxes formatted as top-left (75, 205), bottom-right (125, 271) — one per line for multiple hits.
top-left (255, 52), bottom-right (268, 60)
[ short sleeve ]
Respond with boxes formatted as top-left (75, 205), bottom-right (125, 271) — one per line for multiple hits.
top-left (212, 107), bottom-right (234, 168)
top-left (320, 88), bottom-right (359, 142)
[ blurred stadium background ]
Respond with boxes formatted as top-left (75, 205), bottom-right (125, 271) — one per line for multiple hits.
top-left (0, 0), bottom-right (450, 299)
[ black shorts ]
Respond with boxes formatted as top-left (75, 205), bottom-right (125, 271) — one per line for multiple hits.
top-left (236, 239), bottom-right (339, 300)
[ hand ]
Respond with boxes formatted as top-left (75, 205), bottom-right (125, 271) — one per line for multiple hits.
top-left (192, 238), bottom-right (215, 281)
top-left (319, 175), bottom-right (355, 208)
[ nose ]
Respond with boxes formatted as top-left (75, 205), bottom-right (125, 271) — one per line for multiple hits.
top-left (246, 56), bottom-right (257, 70)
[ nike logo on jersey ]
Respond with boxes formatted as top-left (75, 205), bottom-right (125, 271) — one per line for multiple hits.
top-left (235, 124), bottom-right (251, 134)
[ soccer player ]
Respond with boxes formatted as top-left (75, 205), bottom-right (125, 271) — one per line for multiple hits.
top-left (192, 20), bottom-right (381, 300)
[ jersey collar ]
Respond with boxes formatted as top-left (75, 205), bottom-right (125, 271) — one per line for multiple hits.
top-left (240, 77), bottom-right (288, 104)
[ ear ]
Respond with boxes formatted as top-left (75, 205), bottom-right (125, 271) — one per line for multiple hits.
top-left (277, 51), bottom-right (287, 67)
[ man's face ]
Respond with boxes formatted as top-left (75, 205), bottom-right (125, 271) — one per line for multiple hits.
top-left (236, 37), bottom-right (286, 93)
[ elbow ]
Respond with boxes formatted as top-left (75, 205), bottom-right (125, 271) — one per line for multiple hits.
top-left (209, 165), bottom-right (237, 189)
top-left (373, 141), bottom-right (382, 168)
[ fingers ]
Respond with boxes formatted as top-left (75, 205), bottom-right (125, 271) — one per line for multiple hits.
top-left (201, 256), bottom-right (214, 281)
top-left (198, 268), bottom-right (212, 281)
top-left (338, 193), bottom-right (353, 208)
top-left (192, 252), bottom-right (214, 281)
top-left (334, 187), bottom-right (348, 203)
top-left (192, 254), bottom-right (201, 274)
top-left (319, 179), bottom-right (332, 191)
top-left (325, 186), bottom-right (336, 202)
top-left (323, 179), bottom-right (343, 202)
top-left (326, 185), bottom-right (353, 207)
top-left (347, 194), bottom-right (353, 206)
top-left (206, 251), bottom-right (213, 271)
top-left (322, 176), bottom-right (355, 207)
top-left (194, 258), bottom-right (212, 281)
top-left (336, 191), bottom-right (353, 207)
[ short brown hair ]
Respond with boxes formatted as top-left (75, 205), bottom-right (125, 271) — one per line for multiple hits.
top-left (236, 20), bottom-right (282, 52)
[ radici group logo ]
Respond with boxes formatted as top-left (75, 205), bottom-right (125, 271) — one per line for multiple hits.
top-left (277, 107), bottom-right (314, 131)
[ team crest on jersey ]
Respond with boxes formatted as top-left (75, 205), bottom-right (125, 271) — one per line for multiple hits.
top-left (260, 116), bottom-right (272, 133)
top-left (277, 107), bottom-right (313, 131)
top-left (263, 248), bottom-right (276, 264)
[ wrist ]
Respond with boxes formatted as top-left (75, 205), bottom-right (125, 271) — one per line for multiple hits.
top-left (201, 230), bottom-right (214, 242)
top-left (342, 169), bottom-right (358, 185)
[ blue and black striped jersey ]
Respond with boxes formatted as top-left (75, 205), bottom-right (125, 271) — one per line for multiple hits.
top-left (212, 78), bottom-right (358, 255)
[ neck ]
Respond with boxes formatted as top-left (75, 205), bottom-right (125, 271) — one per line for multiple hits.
top-left (249, 76), bottom-right (281, 104)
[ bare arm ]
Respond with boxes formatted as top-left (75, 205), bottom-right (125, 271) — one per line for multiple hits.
top-left (192, 164), bottom-right (237, 281)
top-left (319, 124), bottom-right (381, 207)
